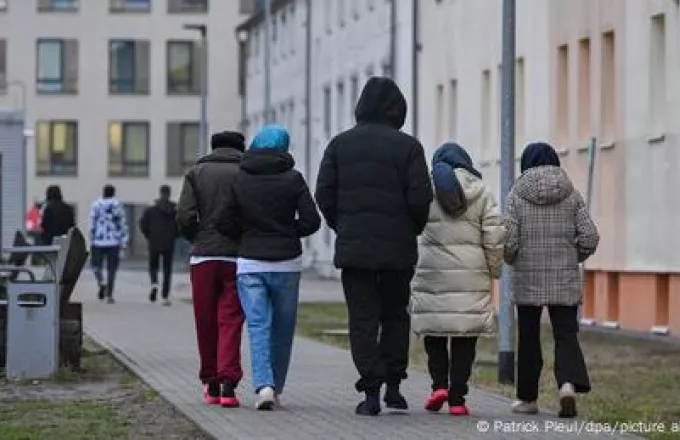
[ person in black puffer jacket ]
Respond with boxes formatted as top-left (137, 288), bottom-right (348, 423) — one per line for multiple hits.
top-left (41, 185), bottom-right (75, 245)
top-left (217, 124), bottom-right (320, 411)
top-left (315, 77), bottom-right (433, 416)
top-left (140, 185), bottom-right (179, 305)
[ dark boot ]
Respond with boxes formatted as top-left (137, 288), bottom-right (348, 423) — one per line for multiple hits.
top-left (384, 384), bottom-right (408, 410)
top-left (149, 285), bottom-right (158, 303)
top-left (97, 285), bottom-right (106, 301)
top-left (356, 389), bottom-right (381, 416)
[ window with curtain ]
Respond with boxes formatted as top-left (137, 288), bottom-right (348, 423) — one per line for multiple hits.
top-left (167, 122), bottom-right (199, 176)
top-left (36, 121), bottom-right (78, 176)
top-left (37, 39), bottom-right (78, 93)
top-left (167, 41), bottom-right (198, 94)
top-left (109, 40), bottom-right (150, 94)
top-left (108, 122), bottom-right (149, 176)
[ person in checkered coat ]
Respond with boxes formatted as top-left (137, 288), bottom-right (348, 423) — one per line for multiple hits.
top-left (504, 142), bottom-right (599, 419)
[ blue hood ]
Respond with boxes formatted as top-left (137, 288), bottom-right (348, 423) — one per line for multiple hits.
top-left (250, 125), bottom-right (290, 152)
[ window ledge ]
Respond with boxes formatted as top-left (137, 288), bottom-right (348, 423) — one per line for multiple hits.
top-left (167, 92), bottom-right (201, 97)
top-left (109, 92), bottom-right (150, 96)
top-left (556, 149), bottom-right (569, 157)
top-left (648, 133), bottom-right (666, 145)
top-left (38, 7), bottom-right (79, 13)
top-left (110, 9), bottom-right (151, 14)
top-left (599, 141), bottom-right (616, 151)
top-left (36, 90), bottom-right (78, 96)
top-left (479, 160), bottom-right (493, 168)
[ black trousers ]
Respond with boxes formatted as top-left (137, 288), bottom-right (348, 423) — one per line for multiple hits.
top-left (91, 246), bottom-right (120, 298)
top-left (148, 250), bottom-right (174, 298)
top-left (517, 305), bottom-right (591, 402)
top-left (341, 268), bottom-right (414, 393)
top-left (423, 336), bottom-right (477, 405)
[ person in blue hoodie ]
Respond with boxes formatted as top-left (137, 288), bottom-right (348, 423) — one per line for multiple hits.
top-left (217, 125), bottom-right (321, 410)
top-left (89, 184), bottom-right (129, 303)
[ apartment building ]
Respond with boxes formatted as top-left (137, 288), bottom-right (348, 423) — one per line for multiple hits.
top-left (0, 0), bottom-right (248, 256)
top-left (418, 0), bottom-right (680, 336)
top-left (239, 0), bottom-right (415, 276)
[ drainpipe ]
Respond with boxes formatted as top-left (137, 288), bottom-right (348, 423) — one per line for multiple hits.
top-left (411, 0), bottom-right (419, 137)
top-left (389, 0), bottom-right (397, 79)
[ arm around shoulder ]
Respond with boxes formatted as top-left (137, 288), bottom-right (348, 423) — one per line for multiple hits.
top-left (406, 141), bottom-right (434, 234)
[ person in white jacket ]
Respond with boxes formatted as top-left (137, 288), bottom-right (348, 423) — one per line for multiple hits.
top-left (411, 142), bottom-right (505, 416)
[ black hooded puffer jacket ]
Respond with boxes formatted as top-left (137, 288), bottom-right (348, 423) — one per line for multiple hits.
top-left (315, 77), bottom-right (433, 270)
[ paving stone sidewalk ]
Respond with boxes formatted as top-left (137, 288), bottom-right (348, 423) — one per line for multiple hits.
top-left (75, 270), bottom-right (634, 440)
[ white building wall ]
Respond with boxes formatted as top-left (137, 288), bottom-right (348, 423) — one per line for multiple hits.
top-left (0, 1), bottom-right (245, 250)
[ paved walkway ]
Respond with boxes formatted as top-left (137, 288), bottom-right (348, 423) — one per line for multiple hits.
top-left (75, 270), bottom-right (633, 440)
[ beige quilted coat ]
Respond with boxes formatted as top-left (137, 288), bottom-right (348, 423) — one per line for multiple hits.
top-left (411, 169), bottom-right (505, 337)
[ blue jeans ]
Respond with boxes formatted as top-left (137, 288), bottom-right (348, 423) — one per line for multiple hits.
top-left (237, 272), bottom-right (300, 394)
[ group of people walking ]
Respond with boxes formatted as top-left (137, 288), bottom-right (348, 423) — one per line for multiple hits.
top-left (175, 76), bottom-right (600, 419)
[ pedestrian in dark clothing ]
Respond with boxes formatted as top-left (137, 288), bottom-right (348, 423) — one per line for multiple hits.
top-left (315, 77), bottom-right (434, 416)
top-left (505, 142), bottom-right (600, 418)
top-left (140, 185), bottom-right (178, 306)
top-left (41, 185), bottom-right (75, 245)
top-left (217, 124), bottom-right (321, 410)
top-left (177, 131), bottom-right (246, 408)
top-left (89, 184), bottom-right (129, 304)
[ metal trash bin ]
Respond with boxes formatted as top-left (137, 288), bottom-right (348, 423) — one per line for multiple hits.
top-left (5, 282), bottom-right (60, 380)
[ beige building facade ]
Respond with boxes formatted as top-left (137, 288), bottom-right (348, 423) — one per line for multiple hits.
top-left (418, 0), bottom-right (680, 335)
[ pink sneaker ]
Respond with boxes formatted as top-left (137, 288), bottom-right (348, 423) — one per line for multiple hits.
top-left (449, 404), bottom-right (470, 416)
top-left (203, 384), bottom-right (220, 405)
top-left (425, 389), bottom-right (449, 412)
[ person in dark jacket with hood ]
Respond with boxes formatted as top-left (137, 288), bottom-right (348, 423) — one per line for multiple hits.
top-left (140, 185), bottom-right (179, 306)
top-left (315, 77), bottom-right (433, 416)
top-left (176, 131), bottom-right (246, 409)
top-left (504, 142), bottom-right (599, 418)
top-left (218, 125), bottom-right (320, 410)
top-left (41, 185), bottom-right (75, 245)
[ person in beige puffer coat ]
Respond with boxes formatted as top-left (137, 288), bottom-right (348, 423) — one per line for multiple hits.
top-left (411, 143), bottom-right (505, 416)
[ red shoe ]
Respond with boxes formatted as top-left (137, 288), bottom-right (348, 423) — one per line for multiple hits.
top-left (425, 389), bottom-right (449, 412)
top-left (220, 383), bottom-right (240, 408)
top-left (203, 384), bottom-right (220, 405)
top-left (449, 404), bottom-right (470, 416)
top-left (220, 396), bottom-right (240, 408)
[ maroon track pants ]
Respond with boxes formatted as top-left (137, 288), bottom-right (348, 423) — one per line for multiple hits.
top-left (190, 261), bottom-right (244, 385)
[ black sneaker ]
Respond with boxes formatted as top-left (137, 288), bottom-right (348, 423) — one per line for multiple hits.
top-left (384, 385), bottom-right (408, 410)
top-left (203, 382), bottom-right (220, 405)
top-left (149, 286), bottom-right (158, 303)
top-left (356, 391), bottom-right (381, 416)
top-left (97, 285), bottom-right (106, 301)
top-left (220, 383), bottom-right (240, 408)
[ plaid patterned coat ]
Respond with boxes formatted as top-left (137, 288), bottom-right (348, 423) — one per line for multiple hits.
top-left (504, 166), bottom-right (599, 306)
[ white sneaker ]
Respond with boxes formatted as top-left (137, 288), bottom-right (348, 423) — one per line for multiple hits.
top-left (558, 383), bottom-right (577, 418)
top-left (256, 387), bottom-right (275, 410)
top-left (511, 400), bottom-right (539, 414)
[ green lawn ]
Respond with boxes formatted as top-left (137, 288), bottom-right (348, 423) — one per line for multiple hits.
top-left (297, 302), bottom-right (680, 440)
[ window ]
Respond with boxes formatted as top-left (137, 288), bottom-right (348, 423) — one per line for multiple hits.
top-left (352, 0), bottom-right (359, 19)
top-left (108, 122), bottom-right (149, 177)
top-left (109, 40), bottom-right (150, 94)
top-left (601, 31), bottom-right (616, 143)
top-left (288, 100), bottom-right (295, 144)
top-left (435, 84), bottom-right (444, 144)
top-left (481, 70), bottom-right (491, 157)
top-left (110, 0), bottom-right (150, 12)
top-left (650, 14), bottom-right (666, 135)
top-left (36, 39), bottom-right (78, 93)
top-left (366, 64), bottom-right (374, 79)
top-left (167, 122), bottom-right (198, 176)
top-left (516, 57), bottom-right (526, 147)
top-left (350, 75), bottom-right (359, 121)
top-left (167, 41), bottom-right (199, 94)
top-left (325, 0), bottom-right (332, 33)
top-left (367, 0), bottom-right (375, 11)
top-left (289, 4), bottom-right (296, 55)
top-left (578, 38), bottom-right (591, 142)
top-left (449, 80), bottom-right (458, 139)
top-left (338, 0), bottom-right (345, 26)
top-left (337, 81), bottom-right (345, 132)
top-left (168, 0), bottom-right (208, 13)
top-left (0, 0), bottom-right (6, 12)
top-left (36, 121), bottom-right (78, 176)
top-left (382, 60), bottom-right (392, 78)
top-left (38, 0), bottom-right (78, 12)
top-left (555, 46), bottom-right (569, 145)
top-left (0, 40), bottom-right (5, 92)
top-left (323, 86), bottom-right (331, 139)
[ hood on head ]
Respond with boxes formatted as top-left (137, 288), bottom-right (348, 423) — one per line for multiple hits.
top-left (250, 125), bottom-right (290, 152)
top-left (354, 77), bottom-right (407, 128)
top-left (520, 142), bottom-right (560, 173)
top-left (241, 149), bottom-right (295, 175)
top-left (432, 142), bottom-right (482, 179)
top-left (154, 199), bottom-right (176, 217)
top-left (431, 143), bottom-right (483, 217)
top-left (514, 166), bottom-right (574, 206)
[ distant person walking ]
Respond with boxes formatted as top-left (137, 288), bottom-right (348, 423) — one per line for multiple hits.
top-left (504, 142), bottom-right (600, 418)
top-left (89, 184), bottom-right (129, 304)
top-left (140, 185), bottom-right (179, 306)
top-left (41, 185), bottom-right (75, 245)
top-left (411, 143), bottom-right (505, 416)
top-left (217, 125), bottom-right (320, 410)
top-left (177, 131), bottom-right (246, 408)
top-left (315, 77), bottom-right (433, 416)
